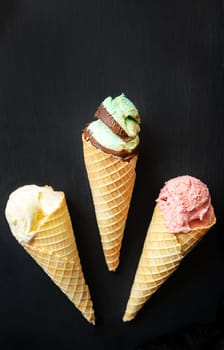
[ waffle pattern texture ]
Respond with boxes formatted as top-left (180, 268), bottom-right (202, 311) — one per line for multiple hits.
top-left (23, 196), bottom-right (95, 324)
top-left (123, 204), bottom-right (216, 321)
top-left (82, 135), bottom-right (137, 271)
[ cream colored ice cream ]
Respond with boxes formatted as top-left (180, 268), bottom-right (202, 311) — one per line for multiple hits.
top-left (5, 185), bottom-right (62, 245)
top-left (5, 184), bottom-right (95, 324)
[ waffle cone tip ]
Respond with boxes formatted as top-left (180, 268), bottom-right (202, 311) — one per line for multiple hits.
top-left (123, 313), bottom-right (135, 322)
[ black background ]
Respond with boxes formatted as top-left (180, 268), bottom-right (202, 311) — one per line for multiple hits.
top-left (0, 1), bottom-right (223, 349)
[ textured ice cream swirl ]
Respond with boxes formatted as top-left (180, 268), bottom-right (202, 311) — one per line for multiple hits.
top-left (5, 185), bottom-right (63, 245)
top-left (83, 94), bottom-right (140, 159)
top-left (156, 175), bottom-right (215, 233)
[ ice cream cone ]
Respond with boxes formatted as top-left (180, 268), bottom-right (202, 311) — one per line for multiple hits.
top-left (82, 134), bottom-right (138, 271)
top-left (6, 188), bottom-right (95, 324)
top-left (123, 204), bottom-right (216, 322)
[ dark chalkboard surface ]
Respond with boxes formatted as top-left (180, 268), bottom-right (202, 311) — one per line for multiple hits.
top-left (0, 1), bottom-right (223, 349)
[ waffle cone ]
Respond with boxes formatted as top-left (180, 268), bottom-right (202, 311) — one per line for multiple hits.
top-left (82, 134), bottom-right (138, 271)
top-left (123, 204), bottom-right (216, 322)
top-left (22, 195), bottom-right (95, 324)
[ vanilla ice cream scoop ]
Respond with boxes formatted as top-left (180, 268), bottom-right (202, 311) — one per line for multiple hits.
top-left (5, 184), bottom-right (95, 324)
top-left (5, 185), bottom-right (63, 245)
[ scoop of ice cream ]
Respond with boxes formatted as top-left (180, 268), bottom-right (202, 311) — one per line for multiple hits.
top-left (156, 175), bottom-right (214, 233)
top-left (5, 185), bottom-right (63, 245)
top-left (87, 119), bottom-right (139, 153)
top-left (102, 94), bottom-right (140, 137)
top-left (84, 94), bottom-right (140, 158)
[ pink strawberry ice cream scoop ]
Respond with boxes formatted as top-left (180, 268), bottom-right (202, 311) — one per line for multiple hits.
top-left (156, 175), bottom-right (215, 233)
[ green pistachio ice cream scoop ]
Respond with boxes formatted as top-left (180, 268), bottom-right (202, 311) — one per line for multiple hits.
top-left (83, 94), bottom-right (141, 159)
top-left (82, 94), bottom-right (141, 271)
